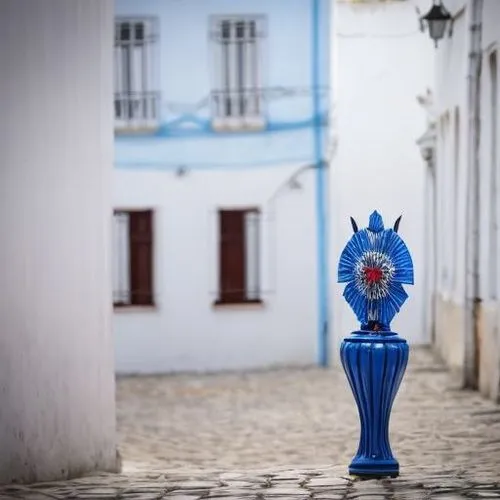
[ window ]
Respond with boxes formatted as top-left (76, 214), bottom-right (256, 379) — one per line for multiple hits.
top-left (114, 18), bottom-right (159, 131)
top-left (217, 209), bottom-right (261, 304)
top-left (210, 16), bottom-right (266, 129)
top-left (113, 210), bottom-right (154, 307)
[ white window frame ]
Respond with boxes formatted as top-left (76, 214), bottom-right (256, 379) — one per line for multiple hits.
top-left (113, 211), bottom-right (131, 305)
top-left (209, 15), bottom-right (267, 131)
top-left (114, 17), bottom-right (160, 132)
top-left (244, 210), bottom-right (261, 300)
top-left (112, 209), bottom-right (155, 308)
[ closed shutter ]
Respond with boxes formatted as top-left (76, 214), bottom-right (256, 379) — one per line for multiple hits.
top-left (219, 210), bottom-right (245, 303)
top-left (129, 210), bottom-right (154, 305)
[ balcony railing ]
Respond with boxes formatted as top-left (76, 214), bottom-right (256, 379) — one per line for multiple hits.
top-left (211, 88), bottom-right (265, 130)
top-left (114, 91), bottom-right (160, 132)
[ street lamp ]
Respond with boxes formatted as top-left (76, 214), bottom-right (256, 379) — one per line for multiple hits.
top-left (420, 0), bottom-right (452, 48)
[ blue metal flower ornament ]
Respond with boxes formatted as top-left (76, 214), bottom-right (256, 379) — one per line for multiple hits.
top-left (338, 211), bottom-right (414, 331)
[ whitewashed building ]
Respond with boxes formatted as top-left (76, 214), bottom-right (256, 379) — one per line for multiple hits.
top-left (0, 0), bottom-right (117, 483)
top-left (421, 0), bottom-right (500, 403)
top-left (112, 0), bottom-right (331, 373)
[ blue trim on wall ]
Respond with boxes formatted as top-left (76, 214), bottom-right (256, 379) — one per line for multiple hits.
top-left (115, 156), bottom-right (314, 171)
top-left (115, 114), bottom-right (328, 141)
top-left (312, 0), bottom-right (330, 368)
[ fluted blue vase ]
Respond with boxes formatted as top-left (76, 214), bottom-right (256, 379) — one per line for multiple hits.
top-left (340, 330), bottom-right (409, 478)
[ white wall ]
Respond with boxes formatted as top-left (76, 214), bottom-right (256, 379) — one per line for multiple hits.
top-left (478, 0), bottom-right (500, 302)
top-left (434, 0), bottom-right (468, 302)
top-left (431, 2), bottom-right (470, 376)
top-left (476, 0), bottom-right (500, 401)
top-left (330, 0), bottom-right (435, 350)
top-left (432, 0), bottom-right (500, 400)
top-left (113, 164), bottom-right (319, 373)
top-left (0, 0), bottom-right (117, 483)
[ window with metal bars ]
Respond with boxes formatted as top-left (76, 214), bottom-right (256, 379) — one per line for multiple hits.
top-left (113, 209), bottom-right (154, 307)
top-left (114, 18), bottom-right (159, 131)
top-left (210, 16), bottom-right (266, 128)
top-left (216, 209), bottom-right (262, 305)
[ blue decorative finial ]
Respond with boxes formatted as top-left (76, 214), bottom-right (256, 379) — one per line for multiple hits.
top-left (368, 210), bottom-right (384, 232)
top-left (338, 211), bottom-right (414, 331)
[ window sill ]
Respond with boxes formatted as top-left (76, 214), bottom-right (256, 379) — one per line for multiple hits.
top-left (212, 299), bottom-right (264, 310)
top-left (114, 304), bottom-right (157, 313)
top-left (114, 124), bottom-right (160, 135)
top-left (211, 117), bottom-right (266, 133)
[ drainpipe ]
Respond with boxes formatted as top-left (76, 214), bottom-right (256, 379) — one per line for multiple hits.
top-left (464, 0), bottom-right (483, 388)
top-left (311, 0), bottom-right (330, 367)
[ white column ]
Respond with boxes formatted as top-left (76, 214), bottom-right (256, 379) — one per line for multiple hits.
top-left (0, 0), bottom-right (117, 483)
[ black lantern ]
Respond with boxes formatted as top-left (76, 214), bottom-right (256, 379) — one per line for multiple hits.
top-left (420, 0), bottom-right (452, 47)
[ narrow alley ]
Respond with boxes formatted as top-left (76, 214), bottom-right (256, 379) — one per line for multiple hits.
top-left (2, 348), bottom-right (499, 499)
top-left (2, 0), bottom-right (500, 498)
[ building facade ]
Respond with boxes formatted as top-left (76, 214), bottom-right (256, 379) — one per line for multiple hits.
top-left (422, 0), bottom-right (500, 403)
top-left (0, 0), bottom-right (117, 483)
top-left (113, 0), bottom-right (330, 373)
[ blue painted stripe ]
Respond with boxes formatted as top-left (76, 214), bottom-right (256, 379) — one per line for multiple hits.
top-left (115, 156), bottom-right (314, 171)
top-left (312, 0), bottom-right (330, 367)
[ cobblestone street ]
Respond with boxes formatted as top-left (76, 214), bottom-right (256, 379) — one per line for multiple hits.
top-left (2, 347), bottom-right (500, 499)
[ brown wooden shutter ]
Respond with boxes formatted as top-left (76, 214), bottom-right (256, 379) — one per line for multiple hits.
top-left (219, 210), bottom-right (245, 303)
top-left (129, 210), bottom-right (154, 306)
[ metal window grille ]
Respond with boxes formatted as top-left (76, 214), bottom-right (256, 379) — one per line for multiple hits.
top-left (210, 16), bottom-right (266, 121)
top-left (114, 18), bottom-right (160, 130)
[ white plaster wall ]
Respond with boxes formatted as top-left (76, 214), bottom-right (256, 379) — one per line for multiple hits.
top-left (433, 1), bottom-right (500, 399)
top-left (113, 164), bottom-right (318, 373)
top-left (434, 3), bottom-right (468, 302)
top-left (476, 0), bottom-right (500, 401)
top-left (428, 1), bottom-right (469, 374)
top-left (0, 0), bottom-right (117, 483)
top-left (479, 0), bottom-right (500, 303)
top-left (330, 0), bottom-right (435, 352)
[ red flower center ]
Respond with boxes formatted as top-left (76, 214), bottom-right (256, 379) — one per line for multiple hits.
top-left (364, 266), bottom-right (383, 284)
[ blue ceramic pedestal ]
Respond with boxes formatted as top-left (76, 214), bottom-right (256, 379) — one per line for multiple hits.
top-left (340, 330), bottom-right (409, 478)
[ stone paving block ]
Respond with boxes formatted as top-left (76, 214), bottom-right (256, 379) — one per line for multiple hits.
top-left (164, 496), bottom-right (201, 500)
top-left (307, 476), bottom-right (350, 489)
top-left (263, 486), bottom-right (310, 495)
top-left (434, 497), bottom-right (467, 500)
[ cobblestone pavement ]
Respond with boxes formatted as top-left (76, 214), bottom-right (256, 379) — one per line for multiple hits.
top-left (1, 347), bottom-right (500, 499)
